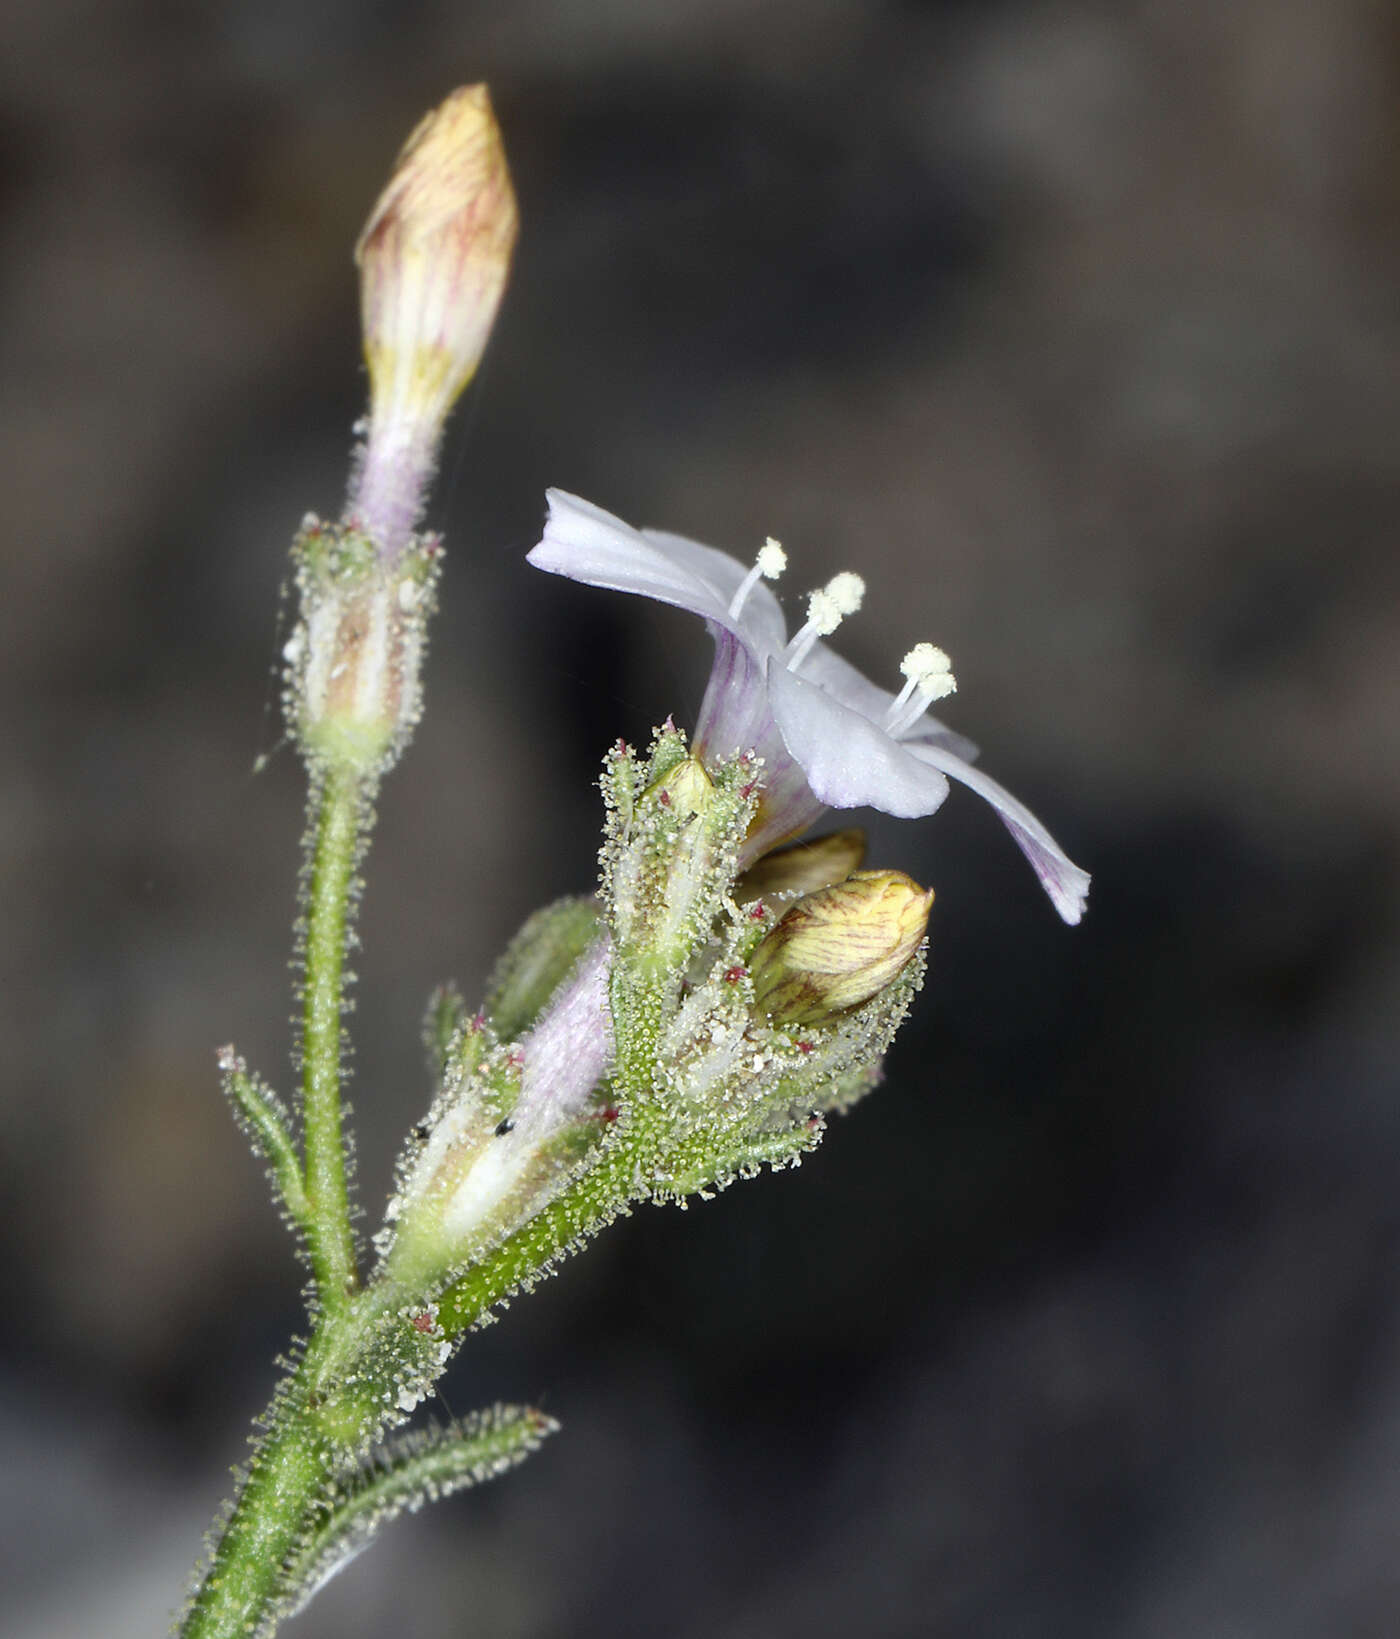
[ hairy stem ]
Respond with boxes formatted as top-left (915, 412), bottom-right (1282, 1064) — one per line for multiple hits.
top-left (301, 767), bottom-right (366, 1313)
top-left (179, 1365), bottom-right (331, 1638)
top-left (180, 1284), bottom-right (414, 1638)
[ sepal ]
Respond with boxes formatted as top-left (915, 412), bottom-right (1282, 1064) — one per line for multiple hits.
top-left (421, 982), bottom-right (471, 1083)
top-left (643, 933), bottom-right (924, 1203)
top-left (601, 727), bottom-right (758, 982)
top-left (283, 516), bottom-right (442, 777)
top-left (379, 944), bottom-right (615, 1292)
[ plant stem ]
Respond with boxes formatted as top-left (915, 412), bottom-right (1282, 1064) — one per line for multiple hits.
top-left (179, 1284), bottom-right (410, 1638)
top-left (301, 766), bottom-right (366, 1314)
top-left (180, 1388), bottom-right (329, 1639)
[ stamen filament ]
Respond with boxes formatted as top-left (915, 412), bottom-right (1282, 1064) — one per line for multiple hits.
top-left (727, 536), bottom-right (787, 619)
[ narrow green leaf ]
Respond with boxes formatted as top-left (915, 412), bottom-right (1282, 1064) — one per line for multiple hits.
top-left (277, 1406), bottom-right (559, 1620)
top-left (219, 1046), bottom-right (310, 1231)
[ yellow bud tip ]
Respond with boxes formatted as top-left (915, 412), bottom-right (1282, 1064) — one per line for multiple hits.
top-left (356, 86), bottom-right (517, 271)
top-left (647, 755), bottom-right (714, 819)
top-left (749, 868), bottom-right (933, 1026)
top-left (734, 828), bottom-right (868, 904)
top-left (350, 88), bottom-right (519, 553)
top-left (356, 85), bottom-right (519, 452)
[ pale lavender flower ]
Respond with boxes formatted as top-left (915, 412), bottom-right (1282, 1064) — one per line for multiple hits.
top-left (528, 490), bottom-right (1090, 924)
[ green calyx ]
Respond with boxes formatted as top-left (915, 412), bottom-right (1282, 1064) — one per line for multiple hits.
top-left (284, 519), bottom-right (443, 778)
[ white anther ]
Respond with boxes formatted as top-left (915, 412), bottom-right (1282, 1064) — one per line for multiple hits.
top-left (883, 642), bottom-right (958, 737)
top-left (803, 587), bottom-right (844, 638)
top-left (728, 536), bottom-right (789, 619)
top-left (825, 571), bottom-right (865, 616)
top-left (784, 570), bottom-right (866, 670)
top-left (901, 642), bottom-right (954, 693)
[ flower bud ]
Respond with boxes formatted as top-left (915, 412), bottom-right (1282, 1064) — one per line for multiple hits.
top-left (645, 753), bottom-right (715, 821)
top-left (383, 939), bottom-right (614, 1287)
top-left (613, 753), bottom-right (718, 970)
top-left (351, 85), bottom-right (519, 556)
top-left (749, 869), bottom-right (933, 1026)
top-left (734, 827), bottom-right (867, 904)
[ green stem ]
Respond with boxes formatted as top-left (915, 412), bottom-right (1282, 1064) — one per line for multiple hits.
top-left (179, 1364), bottom-right (331, 1638)
top-left (180, 1286), bottom-right (410, 1638)
top-left (301, 767), bottom-right (366, 1314)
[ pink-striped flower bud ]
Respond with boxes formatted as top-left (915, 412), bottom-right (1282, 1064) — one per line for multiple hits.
top-left (749, 869), bottom-right (933, 1025)
top-left (351, 86), bottom-right (519, 557)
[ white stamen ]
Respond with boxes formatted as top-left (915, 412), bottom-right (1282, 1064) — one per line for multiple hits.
top-left (727, 536), bottom-right (788, 619)
top-left (883, 642), bottom-right (957, 737)
top-left (785, 572), bottom-right (864, 670)
top-left (804, 587), bottom-right (845, 638)
top-left (825, 571), bottom-right (865, 616)
top-left (902, 642), bottom-right (954, 692)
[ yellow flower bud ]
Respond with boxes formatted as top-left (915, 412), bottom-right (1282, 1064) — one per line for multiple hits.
top-left (645, 754), bottom-right (715, 820)
top-left (352, 86), bottom-right (519, 553)
top-left (734, 828), bottom-right (867, 904)
top-left (749, 869), bottom-right (933, 1026)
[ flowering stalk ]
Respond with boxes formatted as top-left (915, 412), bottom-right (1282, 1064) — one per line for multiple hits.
top-left (180, 88), bottom-right (520, 1639)
top-left (178, 80), bottom-right (1088, 1639)
top-left (298, 766), bottom-right (364, 1314)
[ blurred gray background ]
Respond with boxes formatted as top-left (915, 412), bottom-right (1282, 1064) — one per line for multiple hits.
top-left (4, 2), bottom-right (1400, 1635)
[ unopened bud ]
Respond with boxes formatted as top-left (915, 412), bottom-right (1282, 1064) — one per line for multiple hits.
top-left (646, 753), bottom-right (714, 820)
top-left (620, 754), bottom-right (717, 968)
top-left (734, 828), bottom-right (867, 904)
top-left (351, 85), bottom-right (519, 556)
top-left (602, 736), bottom-right (756, 983)
top-left (749, 869), bottom-right (933, 1025)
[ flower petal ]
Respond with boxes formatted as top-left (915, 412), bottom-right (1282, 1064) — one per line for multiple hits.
top-left (904, 742), bottom-right (1091, 925)
top-left (767, 662), bottom-right (952, 818)
top-left (797, 640), bottom-right (980, 763)
top-left (642, 529), bottom-right (788, 654)
top-left (530, 491), bottom-right (775, 644)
